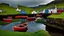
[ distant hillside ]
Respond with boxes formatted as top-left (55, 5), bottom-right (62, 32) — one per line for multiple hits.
top-left (0, 2), bottom-right (64, 15)
top-left (0, 3), bottom-right (33, 15)
top-left (18, 5), bottom-right (33, 14)
top-left (0, 3), bottom-right (19, 15)
top-left (31, 1), bottom-right (64, 12)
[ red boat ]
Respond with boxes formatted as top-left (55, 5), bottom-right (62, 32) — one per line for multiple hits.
top-left (13, 23), bottom-right (28, 32)
top-left (27, 17), bottom-right (36, 21)
top-left (3, 16), bottom-right (12, 23)
top-left (15, 16), bottom-right (28, 19)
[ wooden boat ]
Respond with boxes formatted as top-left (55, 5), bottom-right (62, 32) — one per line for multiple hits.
top-left (13, 22), bottom-right (28, 32)
top-left (15, 16), bottom-right (28, 19)
top-left (27, 17), bottom-right (36, 21)
top-left (3, 16), bottom-right (12, 23)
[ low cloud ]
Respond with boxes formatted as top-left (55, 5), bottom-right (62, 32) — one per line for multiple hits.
top-left (0, 0), bottom-right (55, 7)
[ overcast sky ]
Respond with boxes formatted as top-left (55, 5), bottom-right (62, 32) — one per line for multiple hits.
top-left (0, 0), bottom-right (55, 7)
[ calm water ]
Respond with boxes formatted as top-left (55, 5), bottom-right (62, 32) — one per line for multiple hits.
top-left (0, 21), bottom-right (46, 32)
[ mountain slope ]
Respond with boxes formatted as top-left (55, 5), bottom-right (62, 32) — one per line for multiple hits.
top-left (0, 2), bottom-right (64, 15)
top-left (0, 3), bottom-right (33, 15)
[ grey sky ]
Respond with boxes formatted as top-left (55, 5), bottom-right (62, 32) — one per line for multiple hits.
top-left (0, 0), bottom-right (55, 7)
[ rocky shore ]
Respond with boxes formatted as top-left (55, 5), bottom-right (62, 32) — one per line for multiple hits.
top-left (46, 18), bottom-right (64, 29)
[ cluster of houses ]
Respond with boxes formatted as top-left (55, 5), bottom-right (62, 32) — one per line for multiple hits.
top-left (16, 6), bottom-right (64, 14)
top-left (0, 6), bottom-right (64, 14)
top-left (31, 7), bottom-right (64, 14)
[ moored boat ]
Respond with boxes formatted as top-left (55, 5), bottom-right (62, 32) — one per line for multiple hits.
top-left (27, 17), bottom-right (36, 21)
top-left (13, 23), bottom-right (28, 32)
top-left (15, 16), bottom-right (28, 19)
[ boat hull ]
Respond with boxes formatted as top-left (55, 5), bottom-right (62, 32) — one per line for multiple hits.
top-left (13, 24), bottom-right (28, 32)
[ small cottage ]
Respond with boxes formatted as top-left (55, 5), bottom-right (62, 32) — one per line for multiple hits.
top-left (0, 10), bottom-right (2, 12)
top-left (31, 11), bottom-right (37, 14)
top-left (16, 8), bottom-right (21, 12)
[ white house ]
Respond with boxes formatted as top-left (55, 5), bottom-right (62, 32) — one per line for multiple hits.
top-left (31, 11), bottom-right (37, 14)
top-left (39, 6), bottom-right (57, 14)
top-left (48, 9), bottom-right (54, 13)
top-left (48, 6), bottom-right (57, 13)
top-left (53, 7), bottom-right (57, 13)
top-left (43, 9), bottom-right (45, 13)
top-left (0, 10), bottom-right (2, 12)
top-left (16, 8), bottom-right (21, 12)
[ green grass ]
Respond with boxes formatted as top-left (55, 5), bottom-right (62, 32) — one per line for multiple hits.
top-left (46, 3), bottom-right (64, 19)
top-left (48, 12), bottom-right (64, 19)
top-left (0, 4), bottom-right (20, 15)
top-left (0, 4), bottom-right (33, 15)
top-left (0, 2), bottom-right (64, 15)
top-left (0, 30), bottom-right (51, 36)
top-left (56, 3), bottom-right (64, 8)
top-left (33, 2), bottom-right (64, 12)
top-left (18, 5), bottom-right (33, 14)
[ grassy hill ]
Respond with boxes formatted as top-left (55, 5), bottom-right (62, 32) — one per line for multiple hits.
top-left (18, 5), bottom-right (33, 14)
top-left (0, 3), bottom-right (33, 15)
top-left (47, 2), bottom-right (64, 19)
top-left (48, 12), bottom-right (64, 19)
top-left (0, 3), bottom-right (19, 15)
top-left (0, 2), bottom-right (64, 15)
top-left (33, 2), bottom-right (64, 12)
top-left (0, 30), bottom-right (51, 36)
